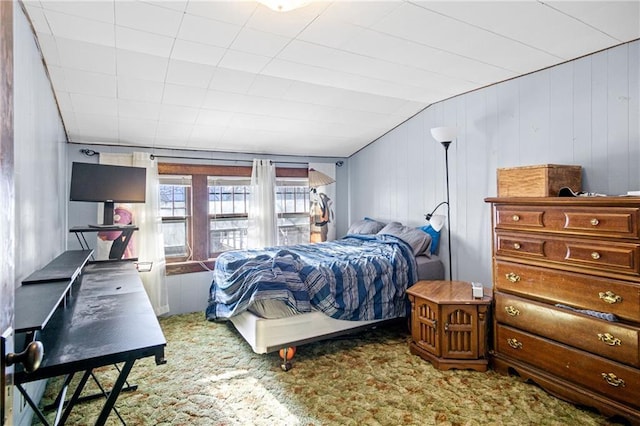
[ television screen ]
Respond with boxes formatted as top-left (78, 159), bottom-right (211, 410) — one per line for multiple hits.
top-left (70, 162), bottom-right (146, 225)
top-left (70, 162), bottom-right (146, 203)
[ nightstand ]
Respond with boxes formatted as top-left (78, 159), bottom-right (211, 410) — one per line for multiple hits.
top-left (406, 280), bottom-right (492, 372)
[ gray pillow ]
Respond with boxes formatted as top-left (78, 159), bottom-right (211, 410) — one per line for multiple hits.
top-left (377, 222), bottom-right (432, 256)
top-left (347, 218), bottom-right (386, 235)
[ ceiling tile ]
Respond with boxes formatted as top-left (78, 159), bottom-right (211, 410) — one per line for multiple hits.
top-left (63, 68), bottom-right (116, 97)
top-left (185, 1), bottom-right (256, 26)
top-left (117, 99), bottom-right (161, 121)
top-left (118, 117), bottom-right (158, 146)
top-left (209, 68), bottom-right (257, 94)
top-left (546, 1), bottom-right (640, 42)
top-left (116, 49), bottom-right (169, 82)
top-left (117, 76), bottom-right (164, 103)
top-left (320, 1), bottom-right (402, 28)
top-left (75, 113), bottom-right (119, 141)
top-left (373, 2), bottom-right (561, 73)
top-left (46, 65), bottom-right (67, 92)
top-left (202, 90), bottom-right (249, 112)
top-left (188, 126), bottom-right (227, 149)
top-left (114, 1), bottom-right (184, 37)
top-left (71, 93), bottom-right (117, 116)
top-left (166, 59), bottom-right (217, 88)
top-left (247, 75), bottom-right (293, 98)
top-left (170, 39), bottom-right (227, 67)
top-left (195, 109), bottom-right (234, 127)
top-left (55, 37), bottom-right (116, 75)
top-left (158, 104), bottom-right (200, 124)
top-left (231, 27), bottom-right (291, 57)
top-left (37, 0), bottom-right (114, 24)
top-left (55, 91), bottom-right (73, 112)
top-left (144, 1), bottom-right (188, 13)
top-left (423, 1), bottom-right (620, 59)
top-left (178, 14), bottom-right (242, 49)
top-left (162, 84), bottom-right (207, 107)
top-left (297, 16), bottom-right (363, 49)
top-left (44, 9), bottom-right (115, 47)
top-left (23, 4), bottom-right (51, 35)
top-left (217, 50), bottom-right (272, 73)
top-left (35, 33), bottom-right (60, 66)
top-left (115, 26), bottom-right (175, 58)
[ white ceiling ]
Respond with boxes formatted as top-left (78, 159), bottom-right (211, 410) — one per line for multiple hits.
top-left (22, 1), bottom-right (640, 157)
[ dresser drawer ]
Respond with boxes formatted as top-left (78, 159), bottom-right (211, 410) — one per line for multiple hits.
top-left (495, 292), bottom-right (640, 367)
top-left (495, 205), bottom-right (640, 239)
top-left (495, 231), bottom-right (640, 277)
top-left (495, 261), bottom-right (640, 322)
top-left (496, 325), bottom-right (640, 408)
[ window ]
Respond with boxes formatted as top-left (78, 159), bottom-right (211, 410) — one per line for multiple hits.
top-left (159, 176), bottom-right (191, 261)
top-left (276, 178), bottom-right (310, 246)
top-left (208, 177), bottom-right (251, 255)
top-left (158, 163), bottom-right (309, 274)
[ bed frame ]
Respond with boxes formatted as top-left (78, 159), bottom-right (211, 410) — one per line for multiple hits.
top-left (229, 254), bottom-right (444, 370)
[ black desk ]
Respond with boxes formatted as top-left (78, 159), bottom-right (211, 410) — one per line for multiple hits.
top-left (70, 226), bottom-right (138, 260)
top-left (15, 261), bottom-right (166, 425)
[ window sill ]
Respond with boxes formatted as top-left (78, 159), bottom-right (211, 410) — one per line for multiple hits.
top-left (165, 260), bottom-right (216, 276)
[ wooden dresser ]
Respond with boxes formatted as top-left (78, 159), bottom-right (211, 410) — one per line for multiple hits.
top-left (485, 197), bottom-right (640, 424)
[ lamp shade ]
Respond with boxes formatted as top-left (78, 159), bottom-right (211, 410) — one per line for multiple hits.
top-left (427, 214), bottom-right (446, 232)
top-left (430, 126), bottom-right (457, 143)
top-left (308, 168), bottom-right (335, 188)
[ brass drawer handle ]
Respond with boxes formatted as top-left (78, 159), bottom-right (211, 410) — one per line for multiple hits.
top-left (601, 373), bottom-right (625, 387)
top-left (597, 333), bottom-right (621, 346)
top-left (591, 251), bottom-right (601, 260)
top-left (513, 243), bottom-right (521, 249)
top-left (590, 218), bottom-right (599, 226)
top-left (505, 306), bottom-right (520, 316)
top-left (507, 338), bottom-right (522, 349)
top-left (505, 272), bottom-right (521, 283)
top-left (599, 291), bottom-right (622, 304)
top-left (512, 215), bottom-right (520, 222)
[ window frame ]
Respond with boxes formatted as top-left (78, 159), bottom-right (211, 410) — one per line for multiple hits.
top-left (158, 162), bottom-right (308, 275)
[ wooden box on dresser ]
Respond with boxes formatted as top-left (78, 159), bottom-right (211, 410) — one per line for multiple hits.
top-left (485, 197), bottom-right (640, 424)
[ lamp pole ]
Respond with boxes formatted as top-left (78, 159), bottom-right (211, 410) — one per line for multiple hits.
top-left (441, 140), bottom-right (452, 281)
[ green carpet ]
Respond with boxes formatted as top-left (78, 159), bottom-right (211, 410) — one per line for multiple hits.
top-left (36, 312), bottom-right (624, 425)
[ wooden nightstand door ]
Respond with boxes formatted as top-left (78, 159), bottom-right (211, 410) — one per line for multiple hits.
top-left (442, 304), bottom-right (478, 359)
top-left (412, 298), bottom-right (440, 356)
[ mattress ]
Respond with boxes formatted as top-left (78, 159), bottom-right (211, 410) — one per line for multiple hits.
top-left (416, 254), bottom-right (445, 281)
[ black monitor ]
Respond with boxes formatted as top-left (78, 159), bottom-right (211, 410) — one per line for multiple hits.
top-left (70, 162), bottom-right (147, 225)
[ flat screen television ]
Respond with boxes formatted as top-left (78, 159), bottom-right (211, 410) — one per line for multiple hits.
top-left (70, 162), bottom-right (147, 225)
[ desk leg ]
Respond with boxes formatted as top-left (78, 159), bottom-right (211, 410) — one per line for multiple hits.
top-left (58, 369), bottom-right (92, 425)
top-left (74, 232), bottom-right (95, 261)
top-left (95, 359), bottom-right (135, 426)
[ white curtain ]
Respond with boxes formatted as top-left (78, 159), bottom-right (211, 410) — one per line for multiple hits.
top-left (99, 152), bottom-right (169, 316)
top-left (247, 159), bottom-right (277, 249)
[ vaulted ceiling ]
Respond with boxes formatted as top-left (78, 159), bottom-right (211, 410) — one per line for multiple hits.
top-left (22, 1), bottom-right (639, 157)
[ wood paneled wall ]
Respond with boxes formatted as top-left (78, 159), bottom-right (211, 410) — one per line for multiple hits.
top-left (347, 41), bottom-right (640, 286)
top-left (0, 0), bottom-right (14, 346)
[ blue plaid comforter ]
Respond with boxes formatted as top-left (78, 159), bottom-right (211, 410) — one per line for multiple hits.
top-left (206, 235), bottom-right (418, 321)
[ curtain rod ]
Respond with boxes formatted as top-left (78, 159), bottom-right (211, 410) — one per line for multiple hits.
top-left (148, 154), bottom-right (308, 166)
top-left (79, 149), bottom-right (343, 167)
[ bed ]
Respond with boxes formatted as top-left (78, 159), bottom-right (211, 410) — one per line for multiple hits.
top-left (206, 220), bottom-right (445, 369)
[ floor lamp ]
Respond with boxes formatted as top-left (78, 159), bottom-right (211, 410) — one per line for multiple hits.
top-left (429, 126), bottom-right (457, 281)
